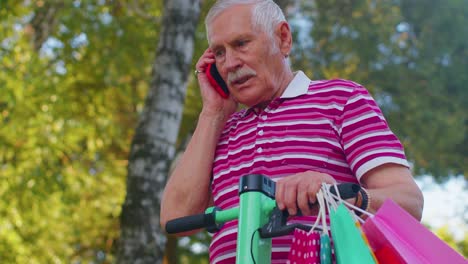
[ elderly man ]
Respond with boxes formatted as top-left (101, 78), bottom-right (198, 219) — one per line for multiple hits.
top-left (161, 0), bottom-right (424, 263)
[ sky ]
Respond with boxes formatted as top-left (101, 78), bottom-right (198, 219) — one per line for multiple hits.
top-left (416, 175), bottom-right (467, 240)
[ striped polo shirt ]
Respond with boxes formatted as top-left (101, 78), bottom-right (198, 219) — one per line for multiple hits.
top-left (209, 71), bottom-right (409, 263)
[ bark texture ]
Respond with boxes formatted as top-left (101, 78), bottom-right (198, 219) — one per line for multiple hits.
top-left (117, 0), bottom-right (201, 263)
top-left (29, 2), bottom-right (64, 51)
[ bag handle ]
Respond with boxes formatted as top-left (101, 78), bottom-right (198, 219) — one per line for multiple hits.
top-left (307, 190), bottom-right (328, 235)
top-left (324, 184), bottom-right (374, 222)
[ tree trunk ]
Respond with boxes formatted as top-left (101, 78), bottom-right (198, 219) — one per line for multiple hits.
top-left (29, 2), bottom-right (64, 51)
top-left (117, 0), bottom-right (201, 263)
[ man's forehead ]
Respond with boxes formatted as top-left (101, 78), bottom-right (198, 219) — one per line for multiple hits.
top-left (209, 30), bottom-right (254, 48)
top-left (207, 5), bottom-right (254, 45)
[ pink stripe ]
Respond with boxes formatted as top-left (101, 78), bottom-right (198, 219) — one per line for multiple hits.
top-left (345, 134), bottom-right (402, 158)
top-left (309, 79), bottom-right (360, 89)
top-left (347, 141), bottom-right (404, 162)
top-left (341, 114), bottom-right (385, 134)
top-left (354, 152), bottom-right (406, 174)
top-left (284, 94), bottom-right (348, 106)
top-left (342, 122), bottom-right (389, 142)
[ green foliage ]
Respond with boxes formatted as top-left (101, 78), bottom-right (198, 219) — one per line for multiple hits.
top-left (379, 0), bottom-right (468, 178)
top-left (290, 0), bottom-right (467, 179)
top-left (291, 0), bottom-right (402, 83)
top-left (0, 0), bottom-right (161, 262)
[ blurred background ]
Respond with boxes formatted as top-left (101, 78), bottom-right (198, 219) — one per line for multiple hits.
top-left (0, 0), bottom-right (466, 263)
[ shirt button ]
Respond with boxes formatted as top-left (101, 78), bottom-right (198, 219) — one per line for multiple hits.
top-left (258, 130), bottom-right (264, 136)
top-left (257, 147), bottom-right (263, 153)
top-left (261, 115), bottom-right (267, 121)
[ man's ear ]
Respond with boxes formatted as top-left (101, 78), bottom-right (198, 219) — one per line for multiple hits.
top-left (276, 21), bottom-right (292, 57)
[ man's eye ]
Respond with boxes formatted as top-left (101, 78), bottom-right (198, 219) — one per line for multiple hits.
top-left (238, 40), bottom-right (247, 47)
top-left (214, 50), bottom-right (224, 58)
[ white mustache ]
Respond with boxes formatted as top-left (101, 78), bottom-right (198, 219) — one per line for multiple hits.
top-left (227, 67), bottom-right (257, 84)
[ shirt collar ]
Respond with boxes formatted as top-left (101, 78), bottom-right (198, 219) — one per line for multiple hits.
top-left (280, 71), bottom-right (312, 99)
top-left (241, 71), bottom-right (312, 117)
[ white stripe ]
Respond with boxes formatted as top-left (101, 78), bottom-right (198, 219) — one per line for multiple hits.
top-left (347, 92), bottom-right (373, 105)
top-left (218, 126), bottom-right (257, 145)
top-left (272, 102), bottom-right (344, 113)
top-left (214, 159), bottom-right (255, 180)
top-left (340, 112), bottom-right (384, 134)
top-left (258, 119), bottom-right (339, 134)
top-left (257, 153), bottom-right (348, 167)
top-left (272, 246), bottom-right (293, 253)
top-left (259, 119), bottom-right (333, 128)
top-left (215, 152), bottom-right (349, 181)
top-left (211, 244), bottom-right (292, 263)
top-left (351, 148), bottom-right (405, 168)
top-left (307, 86), bottom-right (354, 96)
top-left (236, 113), bottom-right (256, 125)
top-left (257, 136), bottom-right (341, 148)
top-left (212, 252), bottom-right (237, 264)
top-left (355, 156), bottom-right (409, 180)
top-left (343, 130), bottom-right (393, 150)
top-left (217, 195), bottom-right (238, 209)
top-left (211, 226), bottom-right (237, 245)
top-left (216, 136), bottom-right (341, 163)
top-left (214, 143), bottom-right (255, 162)
top-left (213, 185), bottom-right (237, 201)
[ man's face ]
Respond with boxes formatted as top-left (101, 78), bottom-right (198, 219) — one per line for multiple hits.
top-left (208, 4), bottom-right (287, 107)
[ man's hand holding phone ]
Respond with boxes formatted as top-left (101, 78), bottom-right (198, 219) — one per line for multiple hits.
top-left (205, 63), bottom-right (229, 98)
top-left (195, 49), bottom-right (237, 121)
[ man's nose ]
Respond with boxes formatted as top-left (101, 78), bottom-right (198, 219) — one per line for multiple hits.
top-left (224, 49), bottom-right (242, 73)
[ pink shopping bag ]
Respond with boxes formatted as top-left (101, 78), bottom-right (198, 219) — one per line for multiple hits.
top-left (287, 229), bottom-right (321, 264)
top-left (362, 199), bottom-right (467, 264)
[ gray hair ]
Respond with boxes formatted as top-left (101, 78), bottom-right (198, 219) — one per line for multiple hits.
top-left (205, 0), bottom-right (286, 42)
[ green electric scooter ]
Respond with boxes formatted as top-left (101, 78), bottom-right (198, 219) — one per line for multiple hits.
top-left (165, 174), bottom-right (359, 264)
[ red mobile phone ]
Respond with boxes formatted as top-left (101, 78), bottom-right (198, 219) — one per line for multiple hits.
top-left (205, 63), bottom-right (229, 98)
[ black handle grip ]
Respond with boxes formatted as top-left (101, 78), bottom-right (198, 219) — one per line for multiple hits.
top-left (329, 183), bottom-right (361, 200)
top-left (166, 212), bottom-right (214, 234)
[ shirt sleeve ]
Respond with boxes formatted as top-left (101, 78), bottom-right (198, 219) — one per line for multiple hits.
top-left (338, 84), bottom-right (409, 181)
